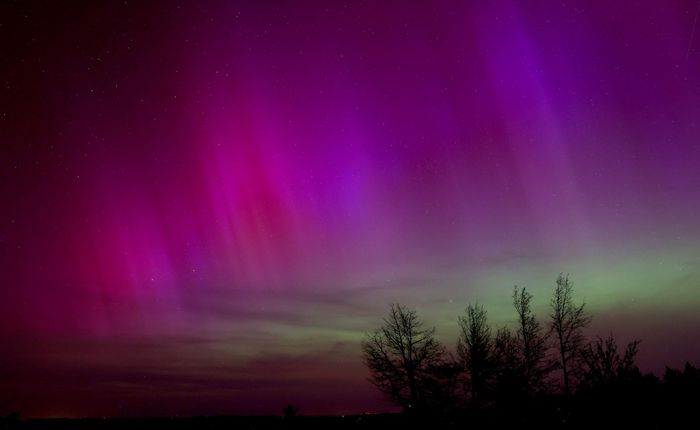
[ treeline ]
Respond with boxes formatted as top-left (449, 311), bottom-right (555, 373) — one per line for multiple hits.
top-left (362, 274), bottom-right (700, 428)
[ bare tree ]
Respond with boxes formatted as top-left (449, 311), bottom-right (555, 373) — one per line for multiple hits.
top-left (513, 286), bottom-right (551, 394)
top-left (549, 274), bottom-right (591, 395)
top-left (457, 303), bottom-right (493, 409)
top-left (493, 326), bottom-right (519, 373)
top-left (581, 334), bottom-right (641, 387)
top-left (422, 358), bottom-right (462, 416)
top-left (362, 303), bottom-right (446, 414)
top-left (492, 326), bottom-right (525, 405)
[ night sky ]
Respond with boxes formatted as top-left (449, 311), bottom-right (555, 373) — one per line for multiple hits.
top-left (2, 0), bottom-right (700, 418)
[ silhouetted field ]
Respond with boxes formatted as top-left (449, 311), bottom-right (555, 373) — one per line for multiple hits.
top-left (3, 398), bottom-right (700, 430)
top-left (1, 414), bottom-right (408, 430)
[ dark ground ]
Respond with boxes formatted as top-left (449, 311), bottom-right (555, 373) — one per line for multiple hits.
top-left (1, 414), bottom-right (412, 430)
top-left (0, 407), bottom-right (696, 430)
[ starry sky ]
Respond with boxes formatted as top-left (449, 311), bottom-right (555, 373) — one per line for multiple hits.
top-left (2, 0), bottom-right (700, 418)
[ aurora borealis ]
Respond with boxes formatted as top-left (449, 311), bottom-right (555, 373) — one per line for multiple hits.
top-left (2, 0), bottom-right (700, 418)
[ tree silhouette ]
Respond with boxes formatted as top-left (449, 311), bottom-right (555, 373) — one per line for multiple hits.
top-left (549, 274), bottom-right (591, 395)
top-left (513, 286), bottom-right (551, 395)
top-left (282, 404), bottom-right (299, 419)
top-left (422, 359), bottom-right (462, 416)
top-left (357, 276), bottom-right (699, 428)
top-left (664, 362), bottom-right (700, 389)
top-left (491, 326), bottom-right (526, 408)
top-left (580, 334), bottom-right (640, 387)
top-left (492, 327), bottom-right (519, 372)
top-left (663, 362), bottom-right (700, 422)
top-left (362, 303), bottom-right (446, 414)
top-left (457, 303), bottom-right (493, 409)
